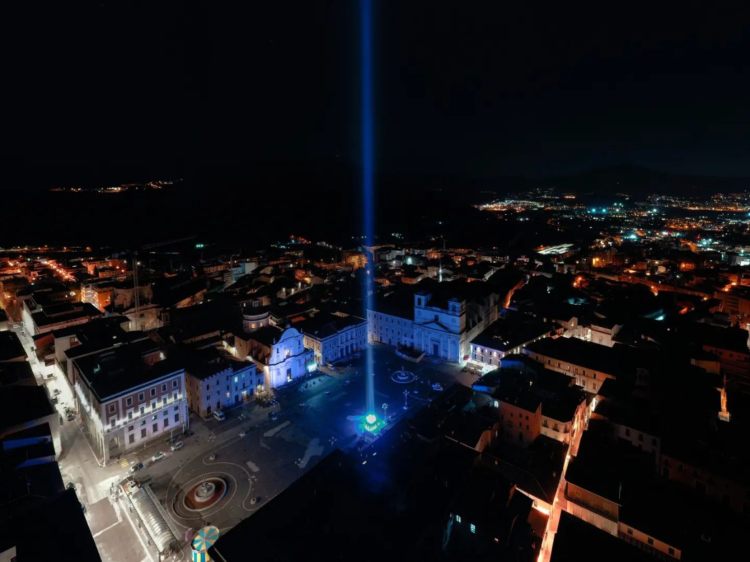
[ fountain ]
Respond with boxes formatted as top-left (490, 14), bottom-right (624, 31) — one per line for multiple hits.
top-left (183, 477), bottom-right (227, 512)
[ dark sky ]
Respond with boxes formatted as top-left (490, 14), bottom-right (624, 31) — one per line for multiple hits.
top-left (2, 1), bottom-right (750, 187)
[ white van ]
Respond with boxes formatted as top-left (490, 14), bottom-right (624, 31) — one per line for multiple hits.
top-left (213, 410), bottom-right (226, 422)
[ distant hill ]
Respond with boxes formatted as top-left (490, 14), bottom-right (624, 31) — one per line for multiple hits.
top-left (540, 164), bottom-right (750, 197)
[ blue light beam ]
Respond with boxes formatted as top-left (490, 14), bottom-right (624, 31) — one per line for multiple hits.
top-left (361, 0), bottom-right (376, 417)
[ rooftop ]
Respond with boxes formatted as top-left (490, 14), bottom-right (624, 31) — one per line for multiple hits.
top-left (296, 312), bottom-right (366, 340)
top-left (0, 331), bottom-right (25, 362)
top-left (73, 340), bottom-right (179, 401)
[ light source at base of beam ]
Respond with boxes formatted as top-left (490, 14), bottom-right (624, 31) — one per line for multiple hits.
top-left (364, 413), bottom-right (379, 432)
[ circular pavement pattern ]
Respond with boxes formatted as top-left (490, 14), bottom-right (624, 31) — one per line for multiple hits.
top-left (166, 461), bottom-right (255, 530)
top-left (390, 368), bottom-right (416, 384)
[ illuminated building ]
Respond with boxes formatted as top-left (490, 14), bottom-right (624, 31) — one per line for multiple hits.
top-left (297, 312), bottom-right (367, 366)
top-left (22, 298), bottom-right (103, 336)
top-left (524, 337), bottom-right (620, 393)
top-left (235, 326), bottom-right (313, 388)
top-left (183, 347), bottom-right (261, 418)
top-left (70, 340), bottom-right (188, 466)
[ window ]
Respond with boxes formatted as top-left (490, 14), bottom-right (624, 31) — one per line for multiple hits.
top-left (141, 428), bottom-right (147, 438)
top-left (175, 413), bottom-right (180, 423)
top-left (150, 388), bottom-right (156, 397)
top-left (172, 380), bottom-right (178, 388)
top-left (108, 403), bottom-right (116, 413)
top-left (470, 524), bottom-right (476, 534)
top-left (138, 392), bottom-right (144, 402)
top-left (126, 397), bottom-right (133, 407)
top-left (162, 383), bottom-right (167, 392)
top-left (174, 405), bottom-right (179, 411)
top-left (152, 414), bottom-right (157, 421)
top-left (139, 406), bottom-right (144, 414)
top-left (455, 514), bottom-right (462, 524)
top-left (110, 418), bottom-right (116, 427)
top-left (129, 434), bottom-right (135, 444)
top-left (152, 423), bottom-right (158, 433)
top-left (173, 392), bottom-right (177, 401)
top-left (128, 425), bottom-right (134, 431)
top-left (163, 419), bottom-right (169, 429)
top-left (206, 384), bottom-right (209, 391)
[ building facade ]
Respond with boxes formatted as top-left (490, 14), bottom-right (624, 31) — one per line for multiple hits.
top-left (298, 313), bottom-right (367, 366)
top-left (236, 326), bottom-right (313, 389)
top-left (185, 351), bottom-right (261, 418)
top-left (71, 344), bottom-right (188, 466)
top-left (368, 281), bottom-right (500, 363)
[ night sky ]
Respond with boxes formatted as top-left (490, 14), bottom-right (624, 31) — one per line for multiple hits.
top-left (2, 1), bottom-right (750, 188)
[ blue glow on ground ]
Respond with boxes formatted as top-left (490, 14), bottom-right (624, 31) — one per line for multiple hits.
top-left (361, 0), bottom-right (375, 416)
top-left (362, 413), bottom-right (385, 434)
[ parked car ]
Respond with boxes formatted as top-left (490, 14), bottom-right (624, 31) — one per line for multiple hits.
top-left (213, 410), bottom-right (226, 422)
top-left (170, 441), bottom-right (184, 452)
top-left (151, 451), bottom-right (166, 462)
top-left (128, 462), bottom-right (144, 474)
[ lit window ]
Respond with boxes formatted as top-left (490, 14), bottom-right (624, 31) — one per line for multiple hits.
top-left (470, 523), bottom-right (476, 534)
top-left (455, 515), bottom-right (461, 524)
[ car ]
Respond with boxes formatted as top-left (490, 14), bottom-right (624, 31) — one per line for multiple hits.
top-left (151, 451), bottom-right (166, 462)
top-left (213, 410), bottom-right (226, 422)
top-left (170, 441), bottom-right (184, 452)
top-left (128, 462), bottom-right (144, 474)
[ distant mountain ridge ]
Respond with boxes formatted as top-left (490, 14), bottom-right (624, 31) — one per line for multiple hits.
top-left (540, 164), bottom-right (750, 197)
